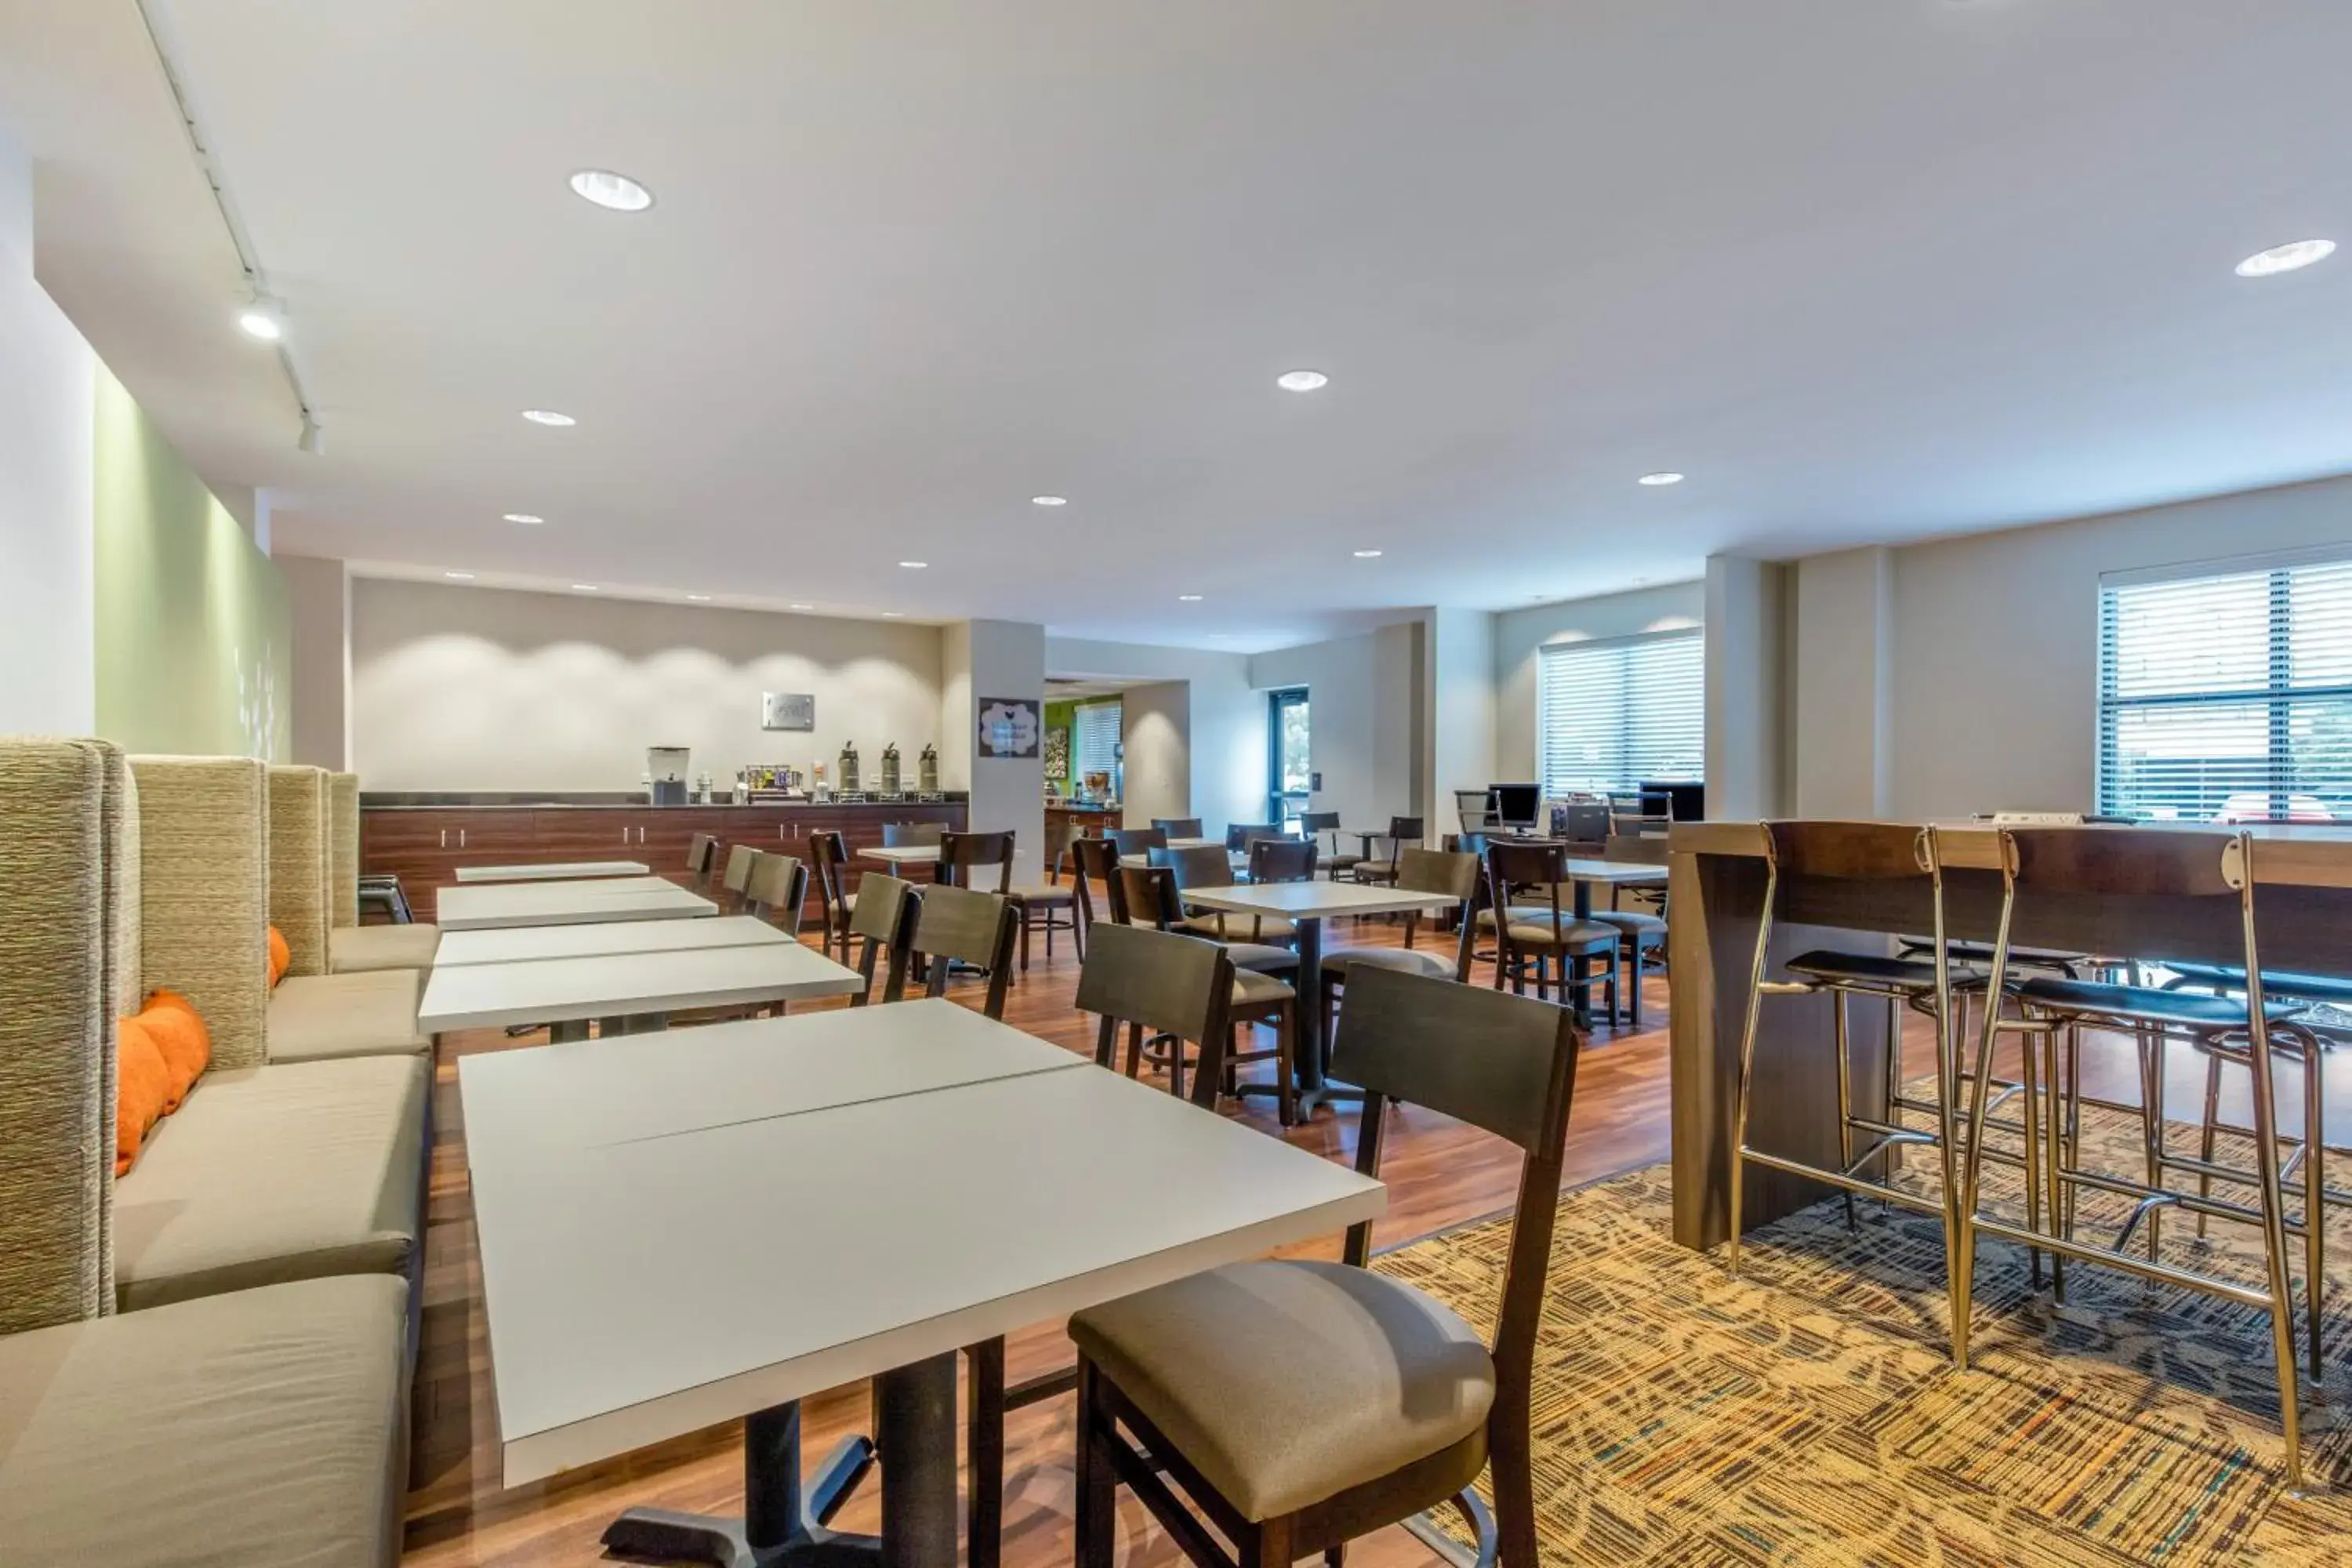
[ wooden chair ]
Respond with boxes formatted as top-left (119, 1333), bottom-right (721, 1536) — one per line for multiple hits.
top-left (1224, 822), bottom-right (1283, 854)
top-left (1349, 815), bottom-right (1424, 887)
top-left (882, 820), bottom-right (946, 848)
top-left (1247, 836), bottom-right (1317, 885)
top-left (744, 851), bottom-right (808, 935)
top-left (1123, 864), bottom-right (1297, 1122)
top-left (1319, 846), bottom-right (1479, 1042)
top-left (845, 873), bottom-right (917, 1005)
top-left (938, 829), bottom-right (1014, 893)
top-left (1071, 964), bottom-right (1579, 1568)
top-left (1156, 844), bottom-right (1298, 958)
top-left (1479, 840), bottom-right (1618, 1017)
top-left (1150, 817), bottom-right (1204, 839)
top-left (963, 921), bottom-right (1239, 1568)
top-left (806, 830), bottom-right (858, 961)
top-left (909, 883), bottom-right (1018, 1018)
top-left (1007, 850), bottom-right (1082, 971)
top-left (719, 843), bottom-right (761, 913)
top-left (1297, 810), bottom-right (1361, 880)
top-left (1107, 826), bottom-right (1167, 858)
top-left (1070, 835), bottom-right (1127, 929)
top-left (685, 829), bottom-right (720, 891)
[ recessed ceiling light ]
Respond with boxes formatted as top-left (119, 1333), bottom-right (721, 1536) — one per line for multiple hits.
top-left (881, 611), bottom-right (905, 618)
top-left (789, 603), bottom-right (814, 611)
top-left (571, 584), bottom-right (598, 593)
top-left (1178, 593), bottom-right (1203, 601)
top-left (522, 409), bottom-right (576, 426)
top-left (685, 593), bottom-right (712, 602)
top-left (501, 513), bottom-right (545, 525)
top-left (236, 296), bottom-right (285, 342)
top-left (1031, 495), bottom-right (1068, 507)
top-left (899, 561), bottom-right (928, 569)
top-left (1352, 549), bottom-right (1383, 558)
top-left (2236, 239), bottom-right (2336, 278)
top-left (1276, 369), bottom-right (1330, 392)
top-left (1638, 471), bottom-right (1686, 486)
top-left (569, 169), bottom-right (654, 212)
top-left (443, 571), bottom-right (475, 581)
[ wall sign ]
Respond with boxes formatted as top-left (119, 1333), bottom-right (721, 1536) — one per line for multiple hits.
top-left (977, 697), bottom-right (1040, 759)
top-left (762, 691), bottom-right (816, 731)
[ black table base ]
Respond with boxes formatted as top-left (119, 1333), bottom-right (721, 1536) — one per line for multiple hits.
top-left (603, 1352), bottom-right (960, 1568)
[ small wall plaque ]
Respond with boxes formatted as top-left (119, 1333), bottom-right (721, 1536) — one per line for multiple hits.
top-left (977, 697), bottom-right (1041, 759)
top-left (762, 691), bottom-right (816, 731)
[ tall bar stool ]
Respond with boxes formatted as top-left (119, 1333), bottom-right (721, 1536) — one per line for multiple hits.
top-left (1726, 823), bottom-right (1975, 1326)
top-left (1955, 827), bottom-right (2314, 1487)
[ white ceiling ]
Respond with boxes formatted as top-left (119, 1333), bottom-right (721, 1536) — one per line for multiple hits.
top-left (4, 1), bottom-right (2350, 649)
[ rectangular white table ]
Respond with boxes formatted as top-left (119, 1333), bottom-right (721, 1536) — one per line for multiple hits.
top-left (453, 858), bottom-right (651, 883)
top-left (419, 940), bottom-right (864, 1036)
top-left (858, 844), bottom-right (940, 868)
top-left (432, 914), bottom-right (797, 967)
top-left (460, 1000), bottom-right (1384, 1568)
top-left (435, 876), bottom-right (717, 931)
top-left (1174, 880), bottom-right (1460, 1113)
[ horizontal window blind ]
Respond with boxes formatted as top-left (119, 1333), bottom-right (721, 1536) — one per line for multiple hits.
top-left (2096, 557), bottom-right (2352, 822)
top-left (1073, 702), bottom-right (1122, 780)
top-left (1536, 630), bottom-right (1704, 798)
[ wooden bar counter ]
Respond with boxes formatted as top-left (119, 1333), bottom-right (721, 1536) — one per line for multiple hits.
top-left (1668, 818), bottom-right (2352, 1254)
top-left (365, 797), bottom-right (967, 924)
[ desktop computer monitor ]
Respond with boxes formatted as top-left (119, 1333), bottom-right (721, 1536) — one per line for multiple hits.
top-left (1489, 782), bottom-right (1541, 830)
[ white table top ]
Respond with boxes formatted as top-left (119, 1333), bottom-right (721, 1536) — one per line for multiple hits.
top-left (435, 877), bottom-right (717, 931)
top-left (433, 915), bottom-right (796, 967)
top-left (1557, 858), bottom-right (1669, 884)
top-left (1120, 851), bottom-right (1249, 873)
top-left (419, 941), bottom-right (863, 1032)
top-left (461, 1004), bottom-right (1385, 1485)
top-left (1163, 837), bottom-right (1221, 851)
top-left (1174, 880), bottom-right (1461, 921)
top-left (454, 859), bottom-right (652, 884)
top-left (859, 844), bottom-right (942, 866)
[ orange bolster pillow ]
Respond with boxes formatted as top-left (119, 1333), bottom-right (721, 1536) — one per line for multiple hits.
top-left (140, 989), bottom-right (212, 1112)
top-left (115, 1014), bottom-right (171, 1176)
top-left (267, 924), bottom-right (291, 988)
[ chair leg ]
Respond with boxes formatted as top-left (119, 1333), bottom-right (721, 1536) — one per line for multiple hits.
top-left (1123, 1022), bottom-right (1144, 1079)
top-left (2196, 1051), bottom-right (2224, 1238)
top-left (1073, 1362), bottom-right (1115, 1568)
top-left (2243, 1022), bottom-right (2306, 1491)
top-left (2020, 1033), bottom-right (2045, 1292)
top-left (2303, 1037), bottom-right (2326, 1382)
top-left (1019, 910), bottom-right (1033, 973)
top-left (1834, 991), bottom-right (1856, 1230)
top-left (1277, 1003), bottom-right (1297, 1127)
top-left (966, 1338), bottom-right (1004, 1568)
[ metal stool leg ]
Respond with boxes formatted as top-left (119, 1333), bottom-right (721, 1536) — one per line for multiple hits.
top-left (2244, 1019), bottom-right (2306, 1492)
top-left (1834, 990), bottom-right (1857, 1230)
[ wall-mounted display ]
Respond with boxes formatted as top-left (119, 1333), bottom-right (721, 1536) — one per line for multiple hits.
top-left (978, 697), bottom-right (1041, 759)
top-left (762, 691), bottom-right (816, 731)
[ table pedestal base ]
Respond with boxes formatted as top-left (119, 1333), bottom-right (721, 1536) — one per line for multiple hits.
top-left (604, 1354), bottom-right (960, 1568)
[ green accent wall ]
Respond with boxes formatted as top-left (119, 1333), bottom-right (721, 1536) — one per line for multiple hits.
top-left (92, 367), bottom-right (291, 759)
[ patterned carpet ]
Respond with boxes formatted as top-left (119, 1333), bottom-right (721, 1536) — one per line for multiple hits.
top-left (1371, 1109), bottom-right (2352, 1566)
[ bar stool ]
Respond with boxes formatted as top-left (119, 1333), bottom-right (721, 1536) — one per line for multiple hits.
top-left (1726, 823), bottom-right (1976, 1341)
top-left (1955, 828), bottom-right (2313, 1487)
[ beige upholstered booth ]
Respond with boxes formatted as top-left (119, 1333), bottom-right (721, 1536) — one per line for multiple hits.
top-left (0, 739), bottom-right (406, 1568)
top-left (267, 765), bottom-right (430, 1061)
top-left (326, 770), bottom-right (441, 975)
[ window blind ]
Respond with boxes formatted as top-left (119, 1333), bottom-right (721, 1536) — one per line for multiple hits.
top-left (1536, 630), bottom-right (1704, 798)
top-left (1073, 702), bottom-right (1122, 780)
top-left (2097, 557), bottom-right (2352, 822)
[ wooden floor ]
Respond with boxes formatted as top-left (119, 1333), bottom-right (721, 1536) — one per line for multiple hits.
top-left (401, 913), bottom-right (2352, 1566)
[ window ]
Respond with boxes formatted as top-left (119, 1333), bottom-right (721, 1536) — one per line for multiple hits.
top-left (1536, 630), bottom-right (1704, 798)
top-left (1072, 702), bottom-right (1122, 782)
top-left (2096, 554), bottom-right (2352, 822)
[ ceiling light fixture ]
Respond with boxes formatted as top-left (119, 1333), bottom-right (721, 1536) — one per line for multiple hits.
top-left (569, 169), bottom-right (654, 212)
top-left (1178, 593), bottom-right (1203, 601)
top-left (1276, 369), bottom-right (1330, 392)
top-left (789, 603), bottom-right (814, 611)
top-left (1031, 495), bottom-right (1068, 507)
top-left (686, 593), bottom-right (712, 602)
top-left (571, 584), bottom-right (599, 593)
top-left (444, 571), bottom-right (475, 581)
top-left (296, 414), bottom-right (327, 456)
top-left (1638, 471), bottom-right (1686, 486)
top-left (899, 561), bottom-right (928, 569)
top-left (236, 294), bottom-right (285, 342)
top-left (1352, 549), bottom-right (1383, 558)
top-left (2236, 239), bottom-right (2336, 278)
top-left (881, 611), bottom-right (905, 618)
top-left (502, 513), bottom-right (544, 525)
top-left (522, 409), bottom-right (576, 426)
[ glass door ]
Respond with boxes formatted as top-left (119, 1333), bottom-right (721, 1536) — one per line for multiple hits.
top-left (1269, 688), bottom-right (1311, 829)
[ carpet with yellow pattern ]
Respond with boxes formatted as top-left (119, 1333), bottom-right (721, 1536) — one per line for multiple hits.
top-left (1370, 1110), bottom-right (2352, 1566)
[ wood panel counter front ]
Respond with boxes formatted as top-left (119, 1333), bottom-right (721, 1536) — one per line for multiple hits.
top-left (364, 800), bottom-right (967, 923)
top-left (1668, 818), bottom-right (2352, 1256)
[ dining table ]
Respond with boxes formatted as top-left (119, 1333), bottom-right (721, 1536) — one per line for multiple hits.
top-left (418, 939), bottom-right (863, 1039)
top-left (452, 858), bottom-right (651, 883)
top-left (430, 913), bottom-right (799, 967)
top-left (434, 874), bottom-right (716, 931)
top-left (459, 1000), bottom-right (1385, 1568)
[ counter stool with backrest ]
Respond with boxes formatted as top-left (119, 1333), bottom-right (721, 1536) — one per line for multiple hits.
top-left (806, 830), bottom-right (857, 961)
top-left (1007, 850), bottom-right (1082, 971)
top-left (1156, 844), bottom-right (1298, 961)
top-left (1151, 817), bottom-right (1203, 839)
top-left (1298, 811), bottom-right (1361, 880)
top-left (844, 873), bottom-right (919, 1005)
top-left (938, 829), bottom-right (1014, 893)
top-left (907, 883), bottom-right (1018, 1017)
top-left (1320, 846), bottom-right (1479, 1043)
top-left (1107, 826), bottom-right (1167, 858)
top-left (1954, 827), bottom-right (2317, 1489)
top-left (1479, 840), bottom-right (1618, 1018)
top-left (1725, 823), bottom-right (1978, 1327)
top-left (1350, 815), bottom-right (1424, 887)
top-left (1123, 864), bottom-right (1298, 1123)
top-left (1071, 965), bottom-right (1578, 1568)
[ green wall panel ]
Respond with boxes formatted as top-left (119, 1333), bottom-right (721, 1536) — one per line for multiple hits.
top-left (92, 367), bottom-right (291, 760)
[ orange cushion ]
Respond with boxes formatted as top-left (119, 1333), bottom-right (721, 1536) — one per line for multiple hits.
top-left (115, 1014), bottom-right (172, 1176)
top-left (267, 924), bottom-right (291, 987)
top-left (140, 989), bottom-right (212, 1112)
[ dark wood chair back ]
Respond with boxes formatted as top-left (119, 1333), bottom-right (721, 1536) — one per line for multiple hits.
top-left (2003, 826), bottom-right (2237, 898)
top-left (1327, 963), bottom-right (1579, 1437)
top-left (1106, 826), bottom-right (1166, 857)
top-left (847, 873), bottom-right (918, 1004)
top-left (720, 844), bottom-right (761, 909)
top-left (939, 829), bottom-right (1015, 893)
top-left (1248, 836), bottom-right (1317, 884)
top-left (1070, 836), bottom-right (1124, 926)
top-left (911, 884), bottom-right (1018, 1017)
top-left (1766, 820), bottom-right (1931, 882)
top-left (1150, 818), bottom-right (1203, 839)
top-left (806, 829), bottom-right (852, 929)
top-left (1385, 815), bottom-right (1425, 845)
top-left (744, 852), bottom-right (808, 934)
top-left (1225, 822), bottom-right (1283, 853)
top-left (686, 830), bottom-right (719, 887)
top-left (883, 821), bottom-right (946, 849)
top-left (1485, 839), bottom-right (1568, 927)
top-left (1119, 865), bottom-right (1185, 931)
top-left (1154, 843), bottom-right (1235, 893)
top-left (1074, 922), bottom-right (1236, 1109)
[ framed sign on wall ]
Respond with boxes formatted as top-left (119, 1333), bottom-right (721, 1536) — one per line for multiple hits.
top-left (762, 691), bottom-right (816, 731)
top-left (977, 697), bottom-right (1040, 759)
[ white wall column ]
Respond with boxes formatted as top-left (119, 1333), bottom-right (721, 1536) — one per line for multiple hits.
top-left (1791, 546), bottom-right (1895, 818)
top-left (942, 619), bottom-right (1046, 883)
top-left (280, 554), bottom-right (350, 770)
top-left (1703, 555), bottom-right (1788, 820)
top-left (1427, 607), bottom-right (1496, 844)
